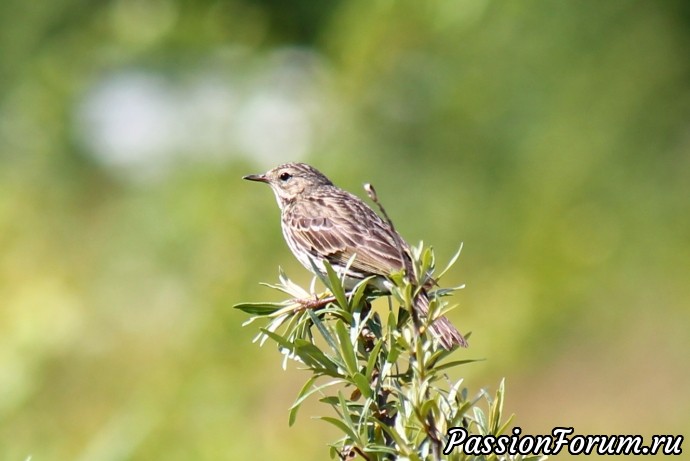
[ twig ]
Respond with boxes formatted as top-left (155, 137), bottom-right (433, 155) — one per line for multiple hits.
top-left (364, 183), bottom-right (412, 275)
top-left (364, 183), bottom-right (422, 332)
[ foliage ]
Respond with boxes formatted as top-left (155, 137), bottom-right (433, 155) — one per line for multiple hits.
top-left (236, 245), bottom-right (538, 461)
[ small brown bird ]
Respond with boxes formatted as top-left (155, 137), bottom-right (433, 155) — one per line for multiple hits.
top-left (243, 162), bottom-right (467, 349)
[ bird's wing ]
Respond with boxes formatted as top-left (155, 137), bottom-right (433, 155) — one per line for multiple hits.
top-left (285, 190), bottom-right (407, 277)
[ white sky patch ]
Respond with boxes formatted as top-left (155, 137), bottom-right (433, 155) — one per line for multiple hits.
top-left (74, 48), bottom-right (333, 181)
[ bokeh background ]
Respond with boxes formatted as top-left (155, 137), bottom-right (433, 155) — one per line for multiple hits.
top-left (1, 0), bottom-right (689, 459)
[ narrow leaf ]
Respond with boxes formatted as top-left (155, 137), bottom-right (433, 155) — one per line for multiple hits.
top-left (349, 276), bottom-right (375, 309)
top-left (337, 391), bottom-right (359, 440)
top-left (289, 374), bottom-right (319, 426)
top-left (420, 245), bottom-right (434, 278)
top-left (490, 378), bottom-right (506, 434)
top-left (365, 338), bottom-right (384, 382)
top-left (434, 359), bottom-right (484, 372)
top-left (289, 377), bottom-right (343, 426)
top-left (436, 243), bottom-right (463, 281)
top-left (496, 413), bottom-right (515, 437)
top-left (376, 419), bottom-right (413, 453)
top-left (324, 261), bottom-right (349, 310)
top-left (294, 339), bottom-right (341, 374)
top-left (259, 328), bottom-right (295, 351)
top-left (335, 321), bottom-right (358, 376)
top-left (307, 309), bottom-right (339, 352)
top-left (363, 444), bottom-right (398, 456)
top-left (233, 302), bottom-right (284, 315)
top-left (319, 396), bottom-right (340, 406)
top-left (308, 257), bottom-right (331, 288)
top-left (320, 416), bottom-right (359, 442)
top-left (352, 372), bottom-right (373, 400)
top-left (473, 407), bottom-right (487, 434)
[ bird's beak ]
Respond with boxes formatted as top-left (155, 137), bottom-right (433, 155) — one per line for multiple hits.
top-left (243, 173), bottom-right (268, 183)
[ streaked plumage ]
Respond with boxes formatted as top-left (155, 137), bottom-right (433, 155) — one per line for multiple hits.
top-left (243, 162), bottom-right (467, 349)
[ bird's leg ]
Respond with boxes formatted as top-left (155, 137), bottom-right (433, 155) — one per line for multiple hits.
top-left (294, 294), bottom-right (337, 311)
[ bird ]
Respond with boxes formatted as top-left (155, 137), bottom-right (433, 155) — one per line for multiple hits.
top-left (243, 162), bottom-right (467, 349)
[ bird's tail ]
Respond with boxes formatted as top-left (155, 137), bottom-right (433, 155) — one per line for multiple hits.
top-left (414, 290), bottom-right (468, 350)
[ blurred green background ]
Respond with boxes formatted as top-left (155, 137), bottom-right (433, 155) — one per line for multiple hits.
top-left (1, 0), bottom-right (689, 459)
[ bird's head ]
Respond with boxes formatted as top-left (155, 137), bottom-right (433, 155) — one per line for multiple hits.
top-left (243, 162), bottom-right (333, 209)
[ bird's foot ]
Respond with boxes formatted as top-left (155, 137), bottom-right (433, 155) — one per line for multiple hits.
top-left (294, 294), bottom-right (337, 311)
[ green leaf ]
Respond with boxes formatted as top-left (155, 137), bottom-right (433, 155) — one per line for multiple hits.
top-left (365, 338), bottom-right (384, 382)
top-left (319, 396), bottom-right (340, 406)
top-left (318, 304), bottom-right (353, 324)
top-left (307, 309), bottom-right (339, 352)
top-left (278, 266), bottom-right (289, 285)
top-left (308, 257), bottom-right (331, 288)
top-left (387, 268), bottom-right (406, 286)
top-left (338, 391), bottom-right (358, 437)
top-left (490, 378), bottom-right (507, 434)
top-left (496, 413), bottom-right (515, 437)
top-left (450, 400), bottom-right (474, 427)
top-left (232, 302), bottom-right (284, 315)
top-left (521, 455), bottom-right (549, 461)
top-left (376, 419), bottom-right (413, 454)
top-left (352, 372), bottom-right (373, 399)
top-left (294, 339), bottom-right (341, 375)
top-left (420, 245), bottom-right (434, 279)
top-left (349, 275), bottom-right (375, 309)
top-left (335, 321), bottom-right (358, 376)
top-left (320, 416), bottom-right (359, 442)
top-left (290, 343), bottom-right (322, 369)
top-left (386, 339), bottom-right (401, 365)
top-left (436, 243), bottom-right (463, 281)
top-left (434, 359), bottom-right (484, 372)
top-left (473, 407), bottom-right (487, 434)
top-left (419, 399), bottom-right (438, 422)
top-left (289, 377), bottom-right (343, 426)
top-left (259, 328), bottom-right (295, 351)
top-left (324, 261), bottom-right (349, 310)
top-left (363, 444), bottom-right (398, 456)
top-left (289, 374), bottom-right (319, 426)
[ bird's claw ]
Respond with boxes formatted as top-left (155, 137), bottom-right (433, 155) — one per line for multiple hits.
top-left (294, 295), bottom-right (336, 311)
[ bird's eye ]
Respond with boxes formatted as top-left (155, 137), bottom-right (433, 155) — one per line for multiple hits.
top-left (279, 172), bottom-right (292, 181)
